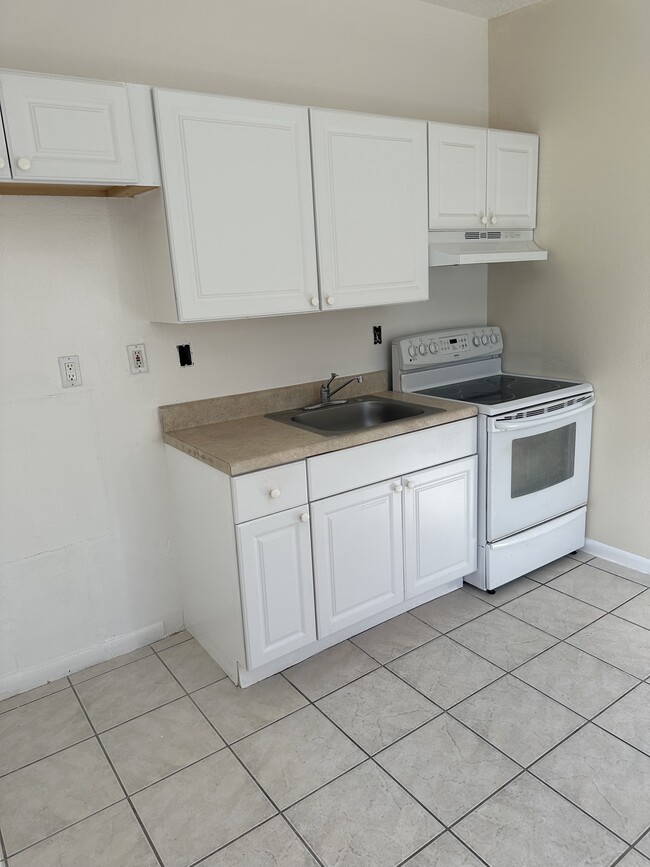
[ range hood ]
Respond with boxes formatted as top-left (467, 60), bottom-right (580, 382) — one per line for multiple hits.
top-left (429, 230), bottom-right (548, 267)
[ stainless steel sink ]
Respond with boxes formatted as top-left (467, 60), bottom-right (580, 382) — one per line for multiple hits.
top-left (266, 396), bottom-right (444, 436)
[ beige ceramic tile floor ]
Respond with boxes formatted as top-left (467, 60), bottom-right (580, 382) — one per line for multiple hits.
top-left (1, 554), bottom-right (650, 866)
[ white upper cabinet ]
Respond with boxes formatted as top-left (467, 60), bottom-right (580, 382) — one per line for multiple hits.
top-left (153, 89), bottom-right (319, 321)
top-left (486, 129), bottom-right (539, 229)
top-left (310, 109), bottom-right (429, 311)
top-left (429, 122), bottom-right (539, 230)
top-left (428, 123), bottom-right (487, 230)
top-left (0, 71), bottom-right (138, 183)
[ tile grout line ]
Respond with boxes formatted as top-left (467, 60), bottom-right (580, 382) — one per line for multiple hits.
top-left (67, 679), bottom-right (166, 867)
top-left (150, 645), bottom-right (327, 867)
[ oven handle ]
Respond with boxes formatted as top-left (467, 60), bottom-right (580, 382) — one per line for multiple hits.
top-left (493, 396), bottom-right (596, 431)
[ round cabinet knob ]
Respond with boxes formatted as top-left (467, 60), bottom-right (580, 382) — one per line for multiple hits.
top-left (472, 335), bottom-right (481, 347)
top-left (481, 334), bottom-right (489, 345)
top-left (406, 480), bottom-right (416, 490)
top-left (428, 341), bottom-right (438, 354)
top-left (310, 297), bottom-right (319, 308)
top-left (393, 484), bottom-right (403, 493)
top-left (480, 214), bottom-right (488, 225)
top-left (418, 344), bottom-right (427, 356)
top-left (269, 488), bottom-right (281, 499)
top-left (326, 296), bottom-right (335, 306)
top-left (490, 215), bottom-right (498, 225)
top-left (300, 513), bottom-right (310, 523)
top-left (408, 344), bottom-right (417, 359)
top-left (0, 157), bottom-right (5, 170)
top-left (17, 157), bottom-right (31, 171)
top-left (490, 332), bottom-right (499, 344)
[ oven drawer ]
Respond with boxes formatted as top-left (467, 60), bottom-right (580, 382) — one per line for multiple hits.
top-left (486, 506), bottom-right (586, 590)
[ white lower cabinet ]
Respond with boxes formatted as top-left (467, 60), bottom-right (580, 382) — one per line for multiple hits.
top-left (311, 479), bottom-right (404, 638)
top-left (403, 456), bottom-right (477, 599)
top-left (237, 507), bottom-right (316, 668)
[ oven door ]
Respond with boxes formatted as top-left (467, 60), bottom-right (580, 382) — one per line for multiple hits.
top-left (486, 394), bottom-right (595, 541)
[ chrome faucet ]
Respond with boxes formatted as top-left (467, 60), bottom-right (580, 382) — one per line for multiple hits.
top-left (320, 372), bottom-right (363, 405)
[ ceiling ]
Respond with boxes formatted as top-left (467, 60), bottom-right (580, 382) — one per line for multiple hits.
top-left (418, 0), bottom-right (546, 19)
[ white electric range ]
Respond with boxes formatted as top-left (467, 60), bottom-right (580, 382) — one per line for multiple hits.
top-left (392, 326), bottom-right (595, 590)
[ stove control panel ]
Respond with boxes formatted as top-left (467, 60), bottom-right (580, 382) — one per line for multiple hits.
top-left (393, 326), bottom-right (503, 369)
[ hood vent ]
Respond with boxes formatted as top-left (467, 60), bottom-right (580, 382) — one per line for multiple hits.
top-left (429, 230), bottom-right (548, 267)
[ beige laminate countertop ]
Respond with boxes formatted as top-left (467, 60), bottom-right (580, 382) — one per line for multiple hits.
top-left (162, 388), bottom-right (477, 476)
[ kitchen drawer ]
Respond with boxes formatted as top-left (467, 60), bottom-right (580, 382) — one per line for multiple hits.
top-left (231, 462), bottom-right (308, 523)
top-left (307, 418), bottom-right (477, 500)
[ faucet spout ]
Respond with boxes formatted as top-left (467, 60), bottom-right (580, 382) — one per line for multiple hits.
top-left (321, 373), bottom-right (363, 404)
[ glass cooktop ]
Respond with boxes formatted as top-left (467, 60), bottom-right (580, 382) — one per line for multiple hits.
top-left (417, 374), bottom-right (581, 406)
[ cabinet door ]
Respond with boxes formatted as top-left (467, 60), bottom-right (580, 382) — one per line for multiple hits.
top-left (237, 507), bottom-right (316, 669)
top-left (311, 479), bottom-right (404, 637)
top-left (310, 109), bottom-right (428, 310)
top-left (404, 456), bottom-right (477, 599)
top-left (487, 130), bottom-right (539, 229)
top-left (0, 71), bottom-right (137, 183)
top-left (428, 123), bottom-right (487, 230)
top-left (154, 90), bottom-right (319, 321)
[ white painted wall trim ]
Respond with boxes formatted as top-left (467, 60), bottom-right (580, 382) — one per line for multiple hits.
top-left (584, 538), bottom-right (650, 576)
top-left (0, 620), bottom-right (168, 701)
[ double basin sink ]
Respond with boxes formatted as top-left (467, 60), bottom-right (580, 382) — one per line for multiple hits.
top-left (267, 395), bottom-right (444, 437)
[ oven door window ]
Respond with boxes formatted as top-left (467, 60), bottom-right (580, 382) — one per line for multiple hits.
top-left (511, 423), bottom-right (576, 499)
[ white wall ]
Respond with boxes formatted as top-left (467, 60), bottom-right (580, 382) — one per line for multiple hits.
top-left (488, 0), bottom-right (650, 560)
top-left (0, 0), bottom-right (489, 696)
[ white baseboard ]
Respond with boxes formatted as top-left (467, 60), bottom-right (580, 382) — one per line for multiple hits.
top-left (0, 621), bottom-right (166, 702)
top-left (584, 537), bottom-right (650, 576)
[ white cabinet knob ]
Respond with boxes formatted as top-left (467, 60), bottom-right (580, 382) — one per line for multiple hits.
top-left (490, 215), bottom-right (498, 225)
top-left (0, 157), bottom-right (4, 170)
top-left (300, 512), bottom-right (310, 523)
top-left (326, 296), bottom-right (335, 306)
top-left (269, 488), bottom-right (281, 499)
top-left (393, 484), bottom-right (403, 493)
top-left (480, 214), bottom-right (488, 225)
top-left (406, 480), bottom-right (416, 490)
top-left (310, 297), bottom-right (319, 307)
top-left (17, 157), bottom-right (31, 171)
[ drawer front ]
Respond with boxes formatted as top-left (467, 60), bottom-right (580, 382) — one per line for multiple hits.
top-left (231, 462), bottom-right (308, 523)
top-left (307, 418), bottom-right (477, 500)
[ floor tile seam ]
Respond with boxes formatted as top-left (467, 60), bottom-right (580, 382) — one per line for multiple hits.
top-left (460, 581), bottom-right (539, 607)
top-left (83, 693), bottom-right (186, 737)
top-left (485, 596), bottom-right (607, 642)
top-left (442, 766), bottom-right (528, 833)
top-left (0, 731), bottom-right (97, 782)
top-left (526, 763), bottom-right (645, 847)
top-left (69, 649), bottom-right (155, 687)
top-left (611, 846), bottom-right (640, 867)
top-left (589, 717), bottom-right (650, 762)
top-left (67, 681), bottom-right (165, 867)
top-left (609, 607), bottom-right (650, 634)
top-left (442, 617), bottom-right (562, 669)
top-left (348, 628), bottom-right (442, 666)
top-left (426, 627), bottom-right (511, 674)
top-left (586, 562), bottom-right (650, 589)
top-left (120, 745), bottom-right (229, 798)
top-left (276, 812), bottom-right (327, 867)
top-left (203, 699), bottom-right (308, 749)
top-left (278, 658), bottom-right (381, 703)
top-left (409, 603), bottom-right (500, 636)
top-left (0, 823), bottom-right (7, 863)
top-left (547, 576), bottom-right (647, 612)
top-left (393, 825), bottom-right (493, 867)
top-left (0, 678), bottom-right (72, 718)
top-left (507, 663), bottom-right (641, 723)
top-left (366, 755), bottom-right (450, 831)
top-left (450, 602), bottom-right (578, 644)
top-left (563, 631), bottom-right (650, 680)
top-left (149, 632), bottom-right (194, 653)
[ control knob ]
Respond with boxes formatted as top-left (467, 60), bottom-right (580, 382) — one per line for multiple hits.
top-left (408, 344), bottom-right (417, 359)
top-left (418, 344), bottom-right (427, 356)
top-left (428, 341), bottom-right (438, 354)
top-left (472, 335), bottom-right (481, 347)
top-left (490, 332), bottom-right (499, 344)
top-left (481, 334), bottom-right (489, 345)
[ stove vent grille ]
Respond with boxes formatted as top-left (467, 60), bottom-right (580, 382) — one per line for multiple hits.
top-left (499, 395), bottom-right (590, 422)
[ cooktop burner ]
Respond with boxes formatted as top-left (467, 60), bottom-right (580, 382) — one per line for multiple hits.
top-left (417, 374), bottom-right (581, 406)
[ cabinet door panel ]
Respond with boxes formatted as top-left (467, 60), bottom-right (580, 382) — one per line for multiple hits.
top-left (154, 90), bottom-right (318, 321)
top-left (0, 72), bottom-right (137, 183)
top-left (428, 123), bottom-right (487, 229)
top-left (404, 456), bottom-right (477, 599)
top-left (311, 480), bottom-right (404, 637)
top-left (237, 507), bottom-right (316, 669)
top-left (310, 110), bottom-right (428, 309)
top-left (487, 130), bottom-right (538, 229)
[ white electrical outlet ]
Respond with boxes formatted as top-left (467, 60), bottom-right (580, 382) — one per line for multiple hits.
top-left (58, 355), bottom-right (82, 388)
top-left (127, 343), bottom-right (149, 374)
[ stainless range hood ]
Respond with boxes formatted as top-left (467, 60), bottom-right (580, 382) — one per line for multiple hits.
top-left (429, 230), bottom-right (548, 267)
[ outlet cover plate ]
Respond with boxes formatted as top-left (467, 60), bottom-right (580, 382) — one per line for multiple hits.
top-left (58, 355), bottom-right (82, 388)
top-left (127, 343), bottom-right (149, 374)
